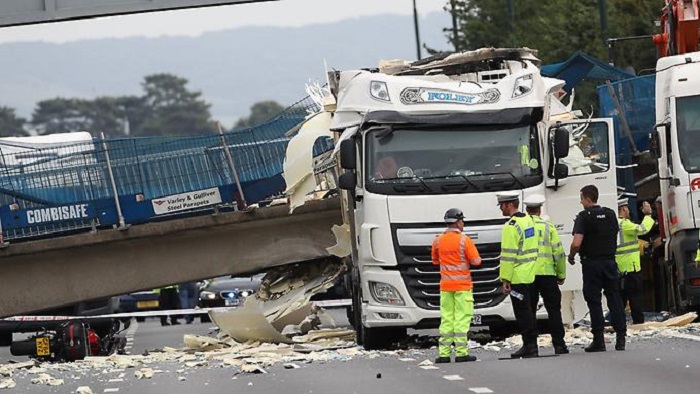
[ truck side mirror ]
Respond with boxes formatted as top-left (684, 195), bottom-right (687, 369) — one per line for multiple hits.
top-left (339, 139), bottom-right (356, 170)
top-left (553, 163), bottom-right (569, 179)
top-left (650, 123), bottom-right (668, 159)
top-left (338, 172), bottom-right (357, 190)
top-left (553, 127), bottom-right (570, 159)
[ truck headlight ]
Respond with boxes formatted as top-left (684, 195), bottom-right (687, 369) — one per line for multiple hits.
top-left (512, 74), bottom-right (533, 98)
top-left (369, 281), bottom-right (405, 306)
top-left (370, 81), bottom-right (391, 102)
top-left (200, 291), bottom-right (216, 300)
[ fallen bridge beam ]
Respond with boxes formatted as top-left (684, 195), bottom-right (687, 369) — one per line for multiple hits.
top-left (0, 197), bottom-right (342, 317)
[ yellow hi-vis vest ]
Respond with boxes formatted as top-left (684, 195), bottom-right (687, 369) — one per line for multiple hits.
top-left (616, 215), bottom-right (655, 273)
top-left (500, 213), bottom-right (538, 285)
top-left (153, 285), bottom-right (178, 294)
top-left (532, 215), bottom-right (566, 279)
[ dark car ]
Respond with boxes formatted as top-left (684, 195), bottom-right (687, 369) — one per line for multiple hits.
top-left (116, 291), bottom-right (160, 321)
top-left (199, 275), bottom-right (263, 308)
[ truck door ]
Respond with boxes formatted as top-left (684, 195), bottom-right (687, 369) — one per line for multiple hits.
top-left (544, 119), bottom-right (618, 289)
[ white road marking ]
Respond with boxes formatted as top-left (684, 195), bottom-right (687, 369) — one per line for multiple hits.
top-left (118, 373), bottom-right (125, 379)
top-left (108, 379), bottom-right (123, 383)
top-left (443, 375), bottom-right (464, 381)
top-left (104, 389), bottom-right (119, 393)
top-left (469, 388), bottom-right (494, 394)
top-left (419, 365), bottom-right (439, 370)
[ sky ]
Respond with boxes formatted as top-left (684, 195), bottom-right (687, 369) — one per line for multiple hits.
top-left (0, 0), bottom-right (447, 43)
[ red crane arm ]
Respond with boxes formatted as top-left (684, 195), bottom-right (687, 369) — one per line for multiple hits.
top-left (653, 0), bottom-right (699, 57)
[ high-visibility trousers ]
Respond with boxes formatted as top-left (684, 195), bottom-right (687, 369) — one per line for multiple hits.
top-left (439, 290), bottom-right (474, 357)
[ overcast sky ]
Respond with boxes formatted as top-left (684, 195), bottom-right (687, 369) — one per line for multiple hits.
top-left (0, 0), bottom-right (447, 43)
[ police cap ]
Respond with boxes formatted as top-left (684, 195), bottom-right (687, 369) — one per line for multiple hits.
top-left (496, 192), bottom-right (520, 205)
top-left (617, 198), bottom-right (629, 207)
top-left (523, 194), bottom-right (546, 208)
top-left (444, 208), bottom-right (465, 223)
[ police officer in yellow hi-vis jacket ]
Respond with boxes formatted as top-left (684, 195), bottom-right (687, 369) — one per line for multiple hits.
top-left (497, 192), bottom-right (540, 358)
top-left (523, 194), bottom-right (568, 355)
top-left (617, 198), bottom-right (655, 324)
top-left (431, 208), bottom-right (482, 363)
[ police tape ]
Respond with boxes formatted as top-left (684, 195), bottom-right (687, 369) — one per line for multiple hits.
top-left (1, 299), bottom-right (352, 322)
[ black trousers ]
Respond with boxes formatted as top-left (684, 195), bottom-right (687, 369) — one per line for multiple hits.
top-left (510, 283), bottom-right (538, 346)
top-left (582, 259), bottom-right (626, 336)
top-left (159, 288), bottom-right (181, 324)
top-left (530, 275), bottom-right (566, 347)
top-left (620, 271), bottom-right (645, 324)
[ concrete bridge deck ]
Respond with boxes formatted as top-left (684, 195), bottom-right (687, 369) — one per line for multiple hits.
top-left (0, 198), bottom-right (342, 317)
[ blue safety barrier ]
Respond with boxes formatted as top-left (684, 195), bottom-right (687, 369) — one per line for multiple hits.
top-left (0, 96), bottom-right (333, 242)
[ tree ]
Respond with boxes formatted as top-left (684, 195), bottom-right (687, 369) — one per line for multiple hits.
top-left (135, 73), bottom-right (215, 136)
top-left (29, 73), bottom-right (215, 137)
top-left (32, 98), bottom-right (92, 135)
top-left (448, 0), bottom-right (660, 69)
top-left (234, 101), bottom-right (285, 129)
top-left (0, 106), bottom-right (28, 137)
top-left (445, 0), bottom-right (663, 112)
top-left (32, 97), bottom-right (128, 136)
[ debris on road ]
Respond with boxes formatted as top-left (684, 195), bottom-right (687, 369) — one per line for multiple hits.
top-left (30, 373), bottom-right (64, 386)
top-left (209, 260), bottom-right (346, 344)
top-left (134, 368), bottom-right (155, 379)
top-left (75, 386), bottom-right (93, 394)
top-left (628, 312), bottom-right (698, 331)
top-left (0, 378), bottom-right (16, 389)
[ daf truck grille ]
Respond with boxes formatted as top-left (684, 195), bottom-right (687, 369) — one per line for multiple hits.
top-left (396, 242), bottom-right (506, 310)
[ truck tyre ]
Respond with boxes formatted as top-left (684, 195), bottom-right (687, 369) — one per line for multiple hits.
top-left (362, 326), bottom-right (407, 350)
top-left (488, 322), bottom-right (517, 340)
top-left (0, 332), bottom-right (11, 347)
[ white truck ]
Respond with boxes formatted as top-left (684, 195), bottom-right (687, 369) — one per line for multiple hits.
top-left (650, 50), bottom-right (700, 309)
top-left (287, 48), bottom-right (620, 349)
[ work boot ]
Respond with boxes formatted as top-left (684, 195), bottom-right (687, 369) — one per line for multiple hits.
top-left (615, 335), bottom-right (626, 351)
top-left (455, 355), bottom-right (477, 363)
top-left (584, 332), bottom-right (606, 353)
top-left (171, 319), bottom-right (181, 325)
top-left (434, 356), bottom-right (451, 364)
top-left (510, 343), bottom-right (538, 359)
top-left (553, 340), bottom-right (569, 355)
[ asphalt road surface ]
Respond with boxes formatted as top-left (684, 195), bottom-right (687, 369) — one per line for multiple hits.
top-left (1, 310), bottom-right (699, 394)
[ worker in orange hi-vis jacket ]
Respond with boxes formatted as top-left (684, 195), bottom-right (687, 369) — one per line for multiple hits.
top-left (431, 208), bottom-right (482, 363)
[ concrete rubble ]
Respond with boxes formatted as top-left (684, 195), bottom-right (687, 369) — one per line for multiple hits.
top-left (209, 259), bottom-right (346, 344)
top-left (0, 312), bottom-right (696, 390)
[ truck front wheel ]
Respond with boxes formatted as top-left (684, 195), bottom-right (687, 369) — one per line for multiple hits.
top-left (0, 332), bottom-right (11, 347)
top-left (362, 326), bottom-right (407, 350)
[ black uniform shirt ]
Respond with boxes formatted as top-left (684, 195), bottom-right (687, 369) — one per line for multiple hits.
top-left (572, 205), bottom-right (619, 260)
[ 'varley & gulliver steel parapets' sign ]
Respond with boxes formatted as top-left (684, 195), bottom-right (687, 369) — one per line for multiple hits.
top-left (152, 187), bottom-right (222, 215)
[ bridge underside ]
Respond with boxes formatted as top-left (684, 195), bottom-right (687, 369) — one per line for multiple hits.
top-left (0, 1), bottom-right (275, 28)
top-left (0, 198), bottom-right (342, 317)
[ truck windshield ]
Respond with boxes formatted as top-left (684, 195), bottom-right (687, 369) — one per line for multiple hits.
top-left (365, 125), bottom-right (541, 195)
top-left (677, 95), bottom-right (700, 173)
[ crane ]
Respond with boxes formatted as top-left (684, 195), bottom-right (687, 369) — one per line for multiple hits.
top-left (652, 0), bottom-right (699, 57)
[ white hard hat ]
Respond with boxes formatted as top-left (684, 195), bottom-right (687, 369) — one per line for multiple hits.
top-left (523, 194), bottom-right (546, 208)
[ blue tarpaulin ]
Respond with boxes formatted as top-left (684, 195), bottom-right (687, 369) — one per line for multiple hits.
top-left (541, 51), bottom-right (634, 92)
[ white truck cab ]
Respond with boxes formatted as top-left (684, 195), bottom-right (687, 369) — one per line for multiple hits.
top-left (291, 48), bottom-right (619, 348)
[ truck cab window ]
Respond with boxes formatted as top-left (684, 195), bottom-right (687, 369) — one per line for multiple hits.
top-left (366, 126), bottom-right (541, 185)
top-left (676, 95), bottom-right (700, 172)
top-left (559, 122), bottom-right (610, 176)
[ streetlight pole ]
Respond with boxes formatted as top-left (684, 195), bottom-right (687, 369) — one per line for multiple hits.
top-left (412, 0), bottom-right (422, 59)
top-left (450, 0), bottom-right (459, 52)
